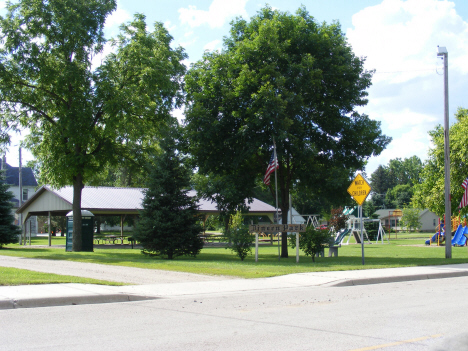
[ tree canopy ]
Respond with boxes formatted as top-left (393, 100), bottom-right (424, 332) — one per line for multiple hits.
top-left (0, 0), bottom-right (186, 250)
top-left (369, 156), bottom-right (423, 209)
top-left (413, 108), bottom-right (468, 216)
top-left (183, 6), bottom-right (390, 257)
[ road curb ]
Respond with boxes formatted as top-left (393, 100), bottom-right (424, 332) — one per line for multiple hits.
top-left (328, 270), bottom-right (468, 286)
top-left (0, 294), bottom-right (158, 309)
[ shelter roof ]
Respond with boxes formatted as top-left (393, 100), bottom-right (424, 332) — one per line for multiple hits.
top-left (16, 186), bottom-right (277, 219)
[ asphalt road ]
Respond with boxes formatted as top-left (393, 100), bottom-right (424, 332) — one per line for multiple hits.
top-left (2, 275), bottom-right (468, 351)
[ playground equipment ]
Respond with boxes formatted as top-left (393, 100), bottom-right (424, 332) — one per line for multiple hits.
top-left (338, 217), bottom-right (387, 245)
top-left (425, 216), bottom-right (468, 246)
top-left (425, 222), bottom-right (444, 245)
top-left (304, 214), bottom-right (320, 228)
top-left (333, 228), bottom-right (350, 246)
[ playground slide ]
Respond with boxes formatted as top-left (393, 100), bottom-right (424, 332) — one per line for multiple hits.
top-left (334, 229), bottom-right (350, 246)
top-left (455, 226), bottom-right (468, 246)
top-left (425, 224), bottom-right (444, 245)
top-left (353, 231), bottom-right (362, 244)
top-left (451, 224), bottom-right (464, 246)
top-left (425, 232), bottom-right (438, 245)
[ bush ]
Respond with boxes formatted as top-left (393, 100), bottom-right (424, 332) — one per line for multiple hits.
top-left (290, 226), bottom-right (333, 262)
top-left (224, 211), bottom-right (254, 261)
top-left (329, 207), bottom-right (349, 232)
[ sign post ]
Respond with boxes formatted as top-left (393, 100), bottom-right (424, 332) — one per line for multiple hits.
top-left (347, 174), bottom-right (371, 265)
top-left (249, 224), bottom-right (306, 262)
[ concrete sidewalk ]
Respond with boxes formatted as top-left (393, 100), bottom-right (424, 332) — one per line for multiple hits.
top-left (2, 263), bottom-right (468, 309)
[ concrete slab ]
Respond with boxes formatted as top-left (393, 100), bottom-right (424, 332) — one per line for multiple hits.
top-left (2, 262), bottom-right (468, 309)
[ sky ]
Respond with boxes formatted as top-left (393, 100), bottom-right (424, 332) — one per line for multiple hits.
top-left (3, 0), bottom-right (468, 179)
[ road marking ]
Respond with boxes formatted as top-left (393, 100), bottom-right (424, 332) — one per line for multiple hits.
top-left (348, 334), bottom-right (443, 351)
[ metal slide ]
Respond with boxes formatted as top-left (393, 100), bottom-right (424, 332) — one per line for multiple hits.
top-left (334, 229), bottom-right (350, 246)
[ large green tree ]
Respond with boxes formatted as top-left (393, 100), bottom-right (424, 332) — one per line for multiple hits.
top-left (385, 184), bottom-right (413, 208)
top-left (0, 1), bottom-right (186, 251)
top-left (133, 131), bottom-right (204, 260)
top-left (413, 108), bottom-right (468, 216)
top-left (184, 6), bottom-right (390, 257)
top-left (388, 156), bottom-right (423, 187)
top-left (369, 156), bottom-right (423, 209)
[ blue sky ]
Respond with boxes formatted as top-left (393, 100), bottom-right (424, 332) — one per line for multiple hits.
top-left (4, 0), bottom-right (468, 179)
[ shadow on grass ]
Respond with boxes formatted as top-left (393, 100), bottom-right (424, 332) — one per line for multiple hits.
top-left (3, 244), bottom-right (468, 272)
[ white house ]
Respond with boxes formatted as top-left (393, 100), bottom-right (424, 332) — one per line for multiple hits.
top-left (2, 156), bottom-right (38, 234)
top-left (375, 208), bottom-right (439, 232)
top-left (418, 209), bottom-right (440, 232)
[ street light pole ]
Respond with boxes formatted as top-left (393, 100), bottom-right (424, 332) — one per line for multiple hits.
top-left (437, 46), bottom-right (451, 259)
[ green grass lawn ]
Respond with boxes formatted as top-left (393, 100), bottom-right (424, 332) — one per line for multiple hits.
top-left (0, 266), bottom-right (125, 286)
top-left (1, 231), bottom-right (467, 279)
top-left (12, 235), bottom-right (67, 246)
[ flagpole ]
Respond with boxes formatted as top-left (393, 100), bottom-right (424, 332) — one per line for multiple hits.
top-left (273, 139), bottom-right (280, 260)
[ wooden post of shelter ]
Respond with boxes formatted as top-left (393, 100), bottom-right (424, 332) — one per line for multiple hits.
top-left (120, 214), bottom-right (126, 244)
top-left (48, 211), bottom-right (52, 247)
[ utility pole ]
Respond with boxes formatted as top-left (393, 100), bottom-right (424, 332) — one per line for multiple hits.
top-left (19, 147), bottom-right (24, 246)
top-left (437, 46), bottom-right (451, 259)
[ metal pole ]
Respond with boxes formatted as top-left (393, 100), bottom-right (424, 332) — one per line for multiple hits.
top-left (438, 47), bottom-right (451, 259)
top-left (360, 205), bottom-right (365, 265)
top-left (273, 139), bottom-right (280, 260)
top-left (443, 51), bottom-right (451, 259)
top-left (19, 147), bottom-right (25, 246)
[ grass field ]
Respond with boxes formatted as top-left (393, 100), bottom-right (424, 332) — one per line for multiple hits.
top-left (0, 266), bottom-right (125, 286)
top-left (1, 231), bottom-right (467, 280)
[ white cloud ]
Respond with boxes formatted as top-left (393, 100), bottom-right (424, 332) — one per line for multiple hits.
top-left (346, 0), bottom-right (468, 175)
top-left (372, 108), bottom-right (438, 131)
top-left (203, 39), bottom-right (221, 52)
top-left (347, 0), bottom-right (468, 83)
top-left (164, 20), bottom-right (176, 33)
top-left (178, 0), bottom-right (248, 28)
top-left (91, 41), bottom-right (115, 70)
top-left (4, 130), bottom-right (35, 167)
top-left (179, 30), bottom-right (197, 48)
top-left (105, 4), bottom-right (132, 36)
top-left (172, 106), bottom-right (185, 124)
top-left (366, 126), bottom-right (432, 173)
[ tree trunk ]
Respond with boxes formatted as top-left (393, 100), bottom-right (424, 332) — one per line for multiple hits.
top-left (72, 173), bottom-right (84, 252)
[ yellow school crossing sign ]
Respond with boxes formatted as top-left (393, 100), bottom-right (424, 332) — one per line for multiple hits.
top-left (347, 173), bottom-right (371, 205)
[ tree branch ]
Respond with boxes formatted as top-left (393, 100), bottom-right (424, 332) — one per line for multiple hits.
top-left (11, 80), bottom-right (68, 107)
top-left (5, 100), bottom-right (56, 125)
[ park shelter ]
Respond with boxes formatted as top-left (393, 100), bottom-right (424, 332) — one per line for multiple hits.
top-left (15, 186), bottom-right (278, 238)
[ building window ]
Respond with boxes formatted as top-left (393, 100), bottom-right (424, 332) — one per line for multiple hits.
top-left (22, 189), bottom-right (28, 202)
top-left (433, 219), bottom-right (436, 226)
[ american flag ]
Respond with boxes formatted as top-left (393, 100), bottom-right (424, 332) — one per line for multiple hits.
top-left (459, 177), bottom-right (468, 209)
top-left (263, 150), bottom-right (278, 186)
top-left (462, 177), bottom-right (468, 190)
